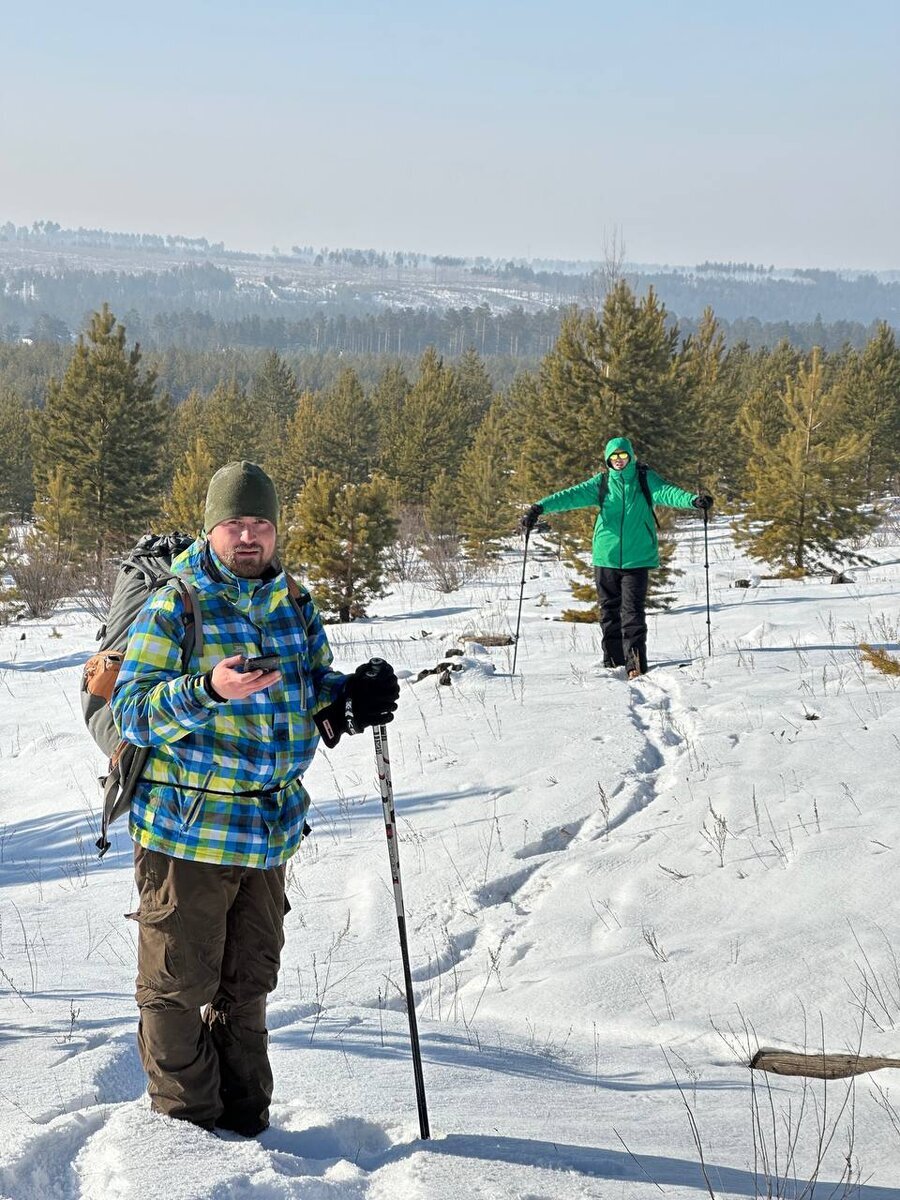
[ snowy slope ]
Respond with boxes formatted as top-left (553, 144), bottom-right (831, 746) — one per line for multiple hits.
top-left (1, 515), bottom-right (900, 1199)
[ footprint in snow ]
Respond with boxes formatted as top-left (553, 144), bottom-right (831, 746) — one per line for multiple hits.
top-left (514, 819), bottom-right (584, 860)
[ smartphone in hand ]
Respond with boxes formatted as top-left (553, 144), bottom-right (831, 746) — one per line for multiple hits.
top-left (241, 654), bottom-right (281, 673)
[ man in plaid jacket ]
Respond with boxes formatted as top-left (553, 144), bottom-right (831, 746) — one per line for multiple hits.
top-left (112, 461), bottom-right (399, 1135)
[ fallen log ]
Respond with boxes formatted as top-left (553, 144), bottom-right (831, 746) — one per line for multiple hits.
top-left (750, 1048), bottom-right (900, 1079)
top-left (458, 633), bottom-right (514, 647)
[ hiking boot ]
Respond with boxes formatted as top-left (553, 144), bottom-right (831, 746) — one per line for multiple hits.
top-left (215, 1112), bottom-right (269, 1137)
top-left (625, 647), bottom-right (647, 679)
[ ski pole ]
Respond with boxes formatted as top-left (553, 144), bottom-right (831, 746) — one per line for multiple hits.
top-left (511, 525), bottom-right (531, 675)
top-left (372, 719), bottom-right (431, 1140)
top-left (702, 505), bottom-right (712, 656)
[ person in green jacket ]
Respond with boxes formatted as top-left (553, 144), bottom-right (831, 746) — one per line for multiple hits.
top-left (522, 436), bottom-right (712, 677)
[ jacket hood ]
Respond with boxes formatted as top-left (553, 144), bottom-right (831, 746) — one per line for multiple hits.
top-left (603, 436), bottom-right (637, 475)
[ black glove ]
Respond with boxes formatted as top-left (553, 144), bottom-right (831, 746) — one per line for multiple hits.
top-left (346, 658), bottom-right (399, 731)
top-left (314, 658), bottom-right (399, 748)
top-left (520, 503), bottom-right (543, 534)
top-left (692, 493), bottom-right (714, 512)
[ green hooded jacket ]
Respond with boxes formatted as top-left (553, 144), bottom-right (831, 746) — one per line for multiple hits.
top-left (537, 436), bottom-right (698, 569)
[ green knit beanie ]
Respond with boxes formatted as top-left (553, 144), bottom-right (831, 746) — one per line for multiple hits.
top-left (203, 461), bottom-right (279, 533)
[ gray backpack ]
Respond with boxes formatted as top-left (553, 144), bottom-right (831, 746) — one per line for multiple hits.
top-left (81, 533), bottom-right (201, 856)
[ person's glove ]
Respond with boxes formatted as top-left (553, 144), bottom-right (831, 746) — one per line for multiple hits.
top-left (314, 658), bottom-right (399, 748)
top-left (692, 493), bottom-right (714, 512)
top-left (346, 659), bottom-right (399, 731)
top-left (520, 503), bottom-right (543, 534)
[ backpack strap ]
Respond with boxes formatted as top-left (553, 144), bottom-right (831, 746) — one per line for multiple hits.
top-left (284, 570), bottom-right (313, 636)
top-left (96, 742), bottom-right (150, 857)
top-left (637, 463), bottom-right (660, 529)
top-left (597, 473), bottom-right (610, 509)
top-left (166, 574), bottom-right (203, 662)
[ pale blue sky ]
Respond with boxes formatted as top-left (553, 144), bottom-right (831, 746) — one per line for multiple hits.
top-left (2, 0), bottom-right (897, 267)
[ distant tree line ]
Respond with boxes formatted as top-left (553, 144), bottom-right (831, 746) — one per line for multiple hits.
top-left (0, 300), bottom-right (889, 379)
top-left (1, 313), bottom-right (889, 421)
top-left (2, 290), bottom-right (898, 623)
top-left (1, 255), bottom-right (899, 348)
top-left (1, 220), bottom-right (227, 254)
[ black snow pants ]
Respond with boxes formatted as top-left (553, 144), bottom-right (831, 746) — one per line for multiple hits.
top-left (594, 566), bottom-right (650, 675)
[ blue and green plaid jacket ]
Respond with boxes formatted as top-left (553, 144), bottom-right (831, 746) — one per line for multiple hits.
top-left (111, 538), bottom-right (347, 868)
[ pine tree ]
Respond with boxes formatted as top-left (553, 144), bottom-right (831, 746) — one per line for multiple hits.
top-left (831, 323), bottom-right (900, 499)
top-left (202, 379), bottom-right (266, 470)
top-left (455, 405), bottom-right (515, 560)
top-left (600, 282), bottom-right (687, 479)
top-left (165, 437), bottom-right (215, 533)
top-left (0, 388), bottom-right (34, 519)
top-left (380, 348), bottom-right (472, 505)
top-left (734, 348), bottom-right (877, 573)
top-left (372, 361), bottom-right (412, 473)
top-left (268, 391), bottom-right (321, 507)
top-left (30, 465), bottom-right (80, 563)
top-left (520, 284), bottom-right (690, 498)
top-left (35, 305), bottom-right (168, 564)
top-left (250, 349), bottom-right (300, 427)
top-left (283, 471), bottom-right (397, 622)
top-left (737, 340), bottom-right (804, 451)
top-left (169, 389), bottom-right (206, 466)
top-left (679, 307), bottom-right (740, 500)
top-left (424, 469), bottom-right (459, 539)
top-left (452, 348), bottom-right (494, 423)
top-left (519, 307), bottom-right (607, 501)
top-left (303, 367), bottom-right (377, 485)
top-left (9, 466), bottom-right (81, 617)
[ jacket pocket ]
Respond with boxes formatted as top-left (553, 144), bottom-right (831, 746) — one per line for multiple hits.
top-left (180, 791), bottom-right (205, 832)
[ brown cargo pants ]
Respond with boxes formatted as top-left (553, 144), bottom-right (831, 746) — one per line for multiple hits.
top-left (127, 844), bottom-right (288, 1133)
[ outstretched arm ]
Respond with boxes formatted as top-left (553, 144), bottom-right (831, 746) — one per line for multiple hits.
top-left (645, 470), bottom-right (701, 511)
top-left (537, 473), bottom-right (604, 515)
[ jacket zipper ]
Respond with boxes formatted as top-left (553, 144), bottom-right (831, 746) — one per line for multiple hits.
top-left (619, 487), bottom-right (625, 568)
top-left (181, 791), bottom-right (204, 831)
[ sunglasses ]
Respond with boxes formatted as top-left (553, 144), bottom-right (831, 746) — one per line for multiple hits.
top-left (608, 451), bottom-right (630, 462)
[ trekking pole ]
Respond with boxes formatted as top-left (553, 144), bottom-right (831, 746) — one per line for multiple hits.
top-left (371, 717), bottom-right (431, 1140)
top-left (511, 525), bottom-right (531, 675)
top-left (702, 505), bottom-right (712, 656)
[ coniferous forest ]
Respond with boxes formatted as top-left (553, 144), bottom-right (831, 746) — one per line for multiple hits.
top-left (2, 270), bottom-right (898, 623)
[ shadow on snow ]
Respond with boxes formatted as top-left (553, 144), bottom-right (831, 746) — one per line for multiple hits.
top-left (261, 1123), bottom-right (900, 1200)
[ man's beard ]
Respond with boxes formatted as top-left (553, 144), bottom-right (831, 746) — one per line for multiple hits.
top-left (218, 545), bottom-right (276, 578)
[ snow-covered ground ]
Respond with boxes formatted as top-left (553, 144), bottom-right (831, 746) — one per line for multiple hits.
top-left (1, 515), bottom-right (899, 1199)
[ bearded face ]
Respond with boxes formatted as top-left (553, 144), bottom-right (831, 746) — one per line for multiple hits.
top-left (208, 518), bottom-right (277, 578)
